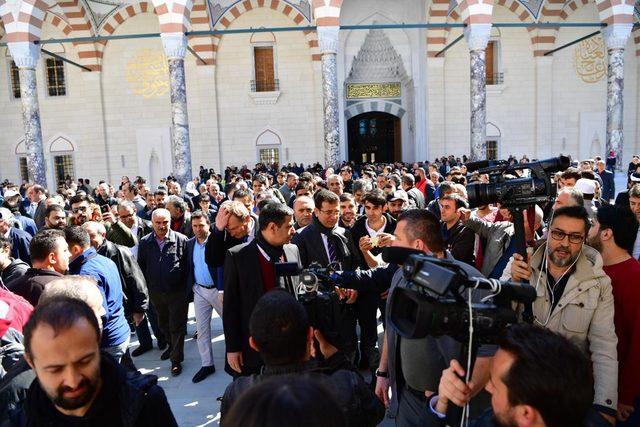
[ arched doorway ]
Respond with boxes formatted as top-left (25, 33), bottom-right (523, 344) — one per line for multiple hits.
top-left (347, 112), bottom-right (401, 163)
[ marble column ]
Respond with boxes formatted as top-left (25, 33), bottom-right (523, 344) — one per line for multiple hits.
top-left (464, 24), bottom-right (492, 161)
top-left (8, 42), bottom-right (47, 187)
top-left (161, 33), bottom-right (193, 187)
top-left (318, 26), bottom-right (340, 168)
top-left (603, 24), bottom-right (633, 170)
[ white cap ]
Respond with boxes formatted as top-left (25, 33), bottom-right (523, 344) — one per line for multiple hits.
top-left (574, 178), bottom-right (596, 195)
top-left (3, 189), bottom-right (19, 198)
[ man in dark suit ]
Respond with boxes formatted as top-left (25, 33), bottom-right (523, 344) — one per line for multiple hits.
top-left (0, 208), bottom-right (32, 265)
top-left (223, 202), bottom-right (300, 378)
top-left (204, 200), bottom-right (256, 271)
top-left (26, 185), bottom-right (47, 230)
top-left (292, 189), bottom-right (361, 360)
top-left (597, 159), bottom-right (615, 202)
top-left (167, 195), bottom-right (193, 238)
top-left (401, 174), bottom-right (425, 209)
top-left (137, 208), bottom-right (188, 376)
top-left (186, 211), bottom-right (222, 383)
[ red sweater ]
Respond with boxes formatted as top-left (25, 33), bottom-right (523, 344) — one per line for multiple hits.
top-left (603, 258), bottom-right (640, 405)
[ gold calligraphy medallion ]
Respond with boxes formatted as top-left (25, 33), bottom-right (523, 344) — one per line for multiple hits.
top-left (573, 36), bottom-right (606, 84)
top-left (346, 83), bottom-right (401, 99)
top-left (126, 48), bottom-right (170, 99)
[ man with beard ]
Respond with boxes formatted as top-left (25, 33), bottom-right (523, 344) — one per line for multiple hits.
top-left (223, 203), bottom-right (300, 377)
top-left (387, 190), bottom-right (409, 219)
top-left (69, 195), bottom-right (134, 247)
top-left (509, 205), bottom-right (618, 424)
top-left (339, 193), bottom-right (358, 229)
top-left (4, 297), bottom-right (176, 426)
top-left (43, 205), bottom-right (67, 230)
top-left (427, 325), bottom-right (597, 427)
top-left (587, 204), bottom-right (640, 424)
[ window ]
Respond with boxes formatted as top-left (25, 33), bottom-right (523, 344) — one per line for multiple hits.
top-left (18, 157), bottom-right (29, 182)
top-left (252, 46), bottom-right (277, 92)
top-left (486, 41), bottom-right (503, 85)
top-left (45, 58), bottom-right (66, 96)
top-left (53, 154), bottom-right (74, 187)
top-left (486, 140), bottom-right (499, 160)
top-left (9, 61), bottom-right (20, 99)
top-left (258, 147), bottom-right (280, 165)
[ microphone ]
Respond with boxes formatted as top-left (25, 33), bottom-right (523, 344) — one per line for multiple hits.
top-left (381, 247), bottom-right (424, 265)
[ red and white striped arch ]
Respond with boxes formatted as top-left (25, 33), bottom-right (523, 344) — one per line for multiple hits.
top-left (311, 0), bottom-right (342, 27)
top-left (188, 0), bottom-right (215, 65)
top-left (530, 0), bottom-right (564, 56)
top-left (426, 0), bottom-right (451, 58)
top-left (99, 1), bottom-right (157, 36)
top-left (56, 0), bottom-right (101, 70)
top-left (455, 0), bottom-right (494, 24)
top-left (0, 0), bottom-right (56, 43)
top-left (151, 0), bottom-right (193, 34)
top-left (594, 0), bottom-right (635, 24)
top-left (203, 0), bottom-right (320, 66)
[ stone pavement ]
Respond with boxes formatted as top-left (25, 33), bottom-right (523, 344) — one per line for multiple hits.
top-left (130, 304), bottom-right (395, 426)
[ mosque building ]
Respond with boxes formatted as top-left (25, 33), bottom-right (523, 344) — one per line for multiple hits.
top-left (0, 0), bottom-right (638, 189)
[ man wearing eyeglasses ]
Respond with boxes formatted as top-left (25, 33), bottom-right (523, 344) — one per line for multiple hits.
top-left (69, 195), bottom-right (135, 247)
top-left (508, 205), bottom-right (618, 425)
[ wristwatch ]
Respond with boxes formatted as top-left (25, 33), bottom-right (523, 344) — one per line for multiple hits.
top-left (375, 369), bottom-right (389, 378)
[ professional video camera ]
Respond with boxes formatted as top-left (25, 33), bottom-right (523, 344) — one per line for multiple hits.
top-left (387, 251), bottom-right (536, 425)
top-left (275, 262), bottom-right (343, 351)
top-left (465, 156), bottom-right (570, 258)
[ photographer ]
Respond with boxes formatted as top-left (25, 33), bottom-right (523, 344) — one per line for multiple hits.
top-left (220, 290), bottom-right (384, 426)
top-left (427, 324), bottom-right (606, 427)
top-left (507, 206), bottom-right (618, 423)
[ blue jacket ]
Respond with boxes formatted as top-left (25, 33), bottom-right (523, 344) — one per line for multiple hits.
top-left (69, 248), bottom-right (130, 348)
top-left (8, 228), bottom-right (31, 265)
top-left (14, 217), bottom-right (36, 237)
top-left (598, 169), bottom-right (615, 201)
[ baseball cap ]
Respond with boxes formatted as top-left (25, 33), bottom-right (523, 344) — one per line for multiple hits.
top-left (387, 190), bottom-right (409, 203)
top-left (630, 172), bottom-right (640, 182)
top-left (574, 178), bottom-right (596, 195)
top-left (0, 207), bottom-right (14, 220)
top-left (3, 189), bottom-right (19, 198)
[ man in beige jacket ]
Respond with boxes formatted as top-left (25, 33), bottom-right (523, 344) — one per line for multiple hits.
top-left (509, 205), bottom-right (618, 425)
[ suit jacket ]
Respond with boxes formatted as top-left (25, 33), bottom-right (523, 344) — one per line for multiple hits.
top-left (222, 239), bottom-right (301, 373)
top-left (292, 221), bottom-right (360, 270)
top-left (134, 218), bottom-right (153, 242)
top-left (13, 216), bottom-right (36, 237)
top-left (32, 200), bottom-right (46, 230)
top-left (137, 230), bottom-right (188, 294)
top-left (186, 236), bottom-right (220, 290)
top-left (8, 228), bottom-right (31, 265)
top-left (598, 169), bottom-right (615, 201)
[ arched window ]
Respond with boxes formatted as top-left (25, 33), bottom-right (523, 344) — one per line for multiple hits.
top-left (256, 128), bottom-right (282, 166)
top-left (49, 136), bottom-right (75, 187)
top-left (486, 122), bottom-right (501, 160)
top-left (15, 139), bottom-right (29, 182)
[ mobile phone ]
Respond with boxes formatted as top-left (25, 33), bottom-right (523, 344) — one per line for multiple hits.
top-left (100, 205), bottom-right (110, 214)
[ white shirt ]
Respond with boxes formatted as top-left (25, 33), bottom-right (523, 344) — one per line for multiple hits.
top-left (633, 225), bottom-right (640, 260)
top-left (365, 216), bottom-right (387, 238)
top-left (130, 222), bottom-right (140, 259)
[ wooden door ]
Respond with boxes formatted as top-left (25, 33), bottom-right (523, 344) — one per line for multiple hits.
top-left (254, 47), bottom-right (275, 92)
top-left (485, 42), bottom-right (494, 84)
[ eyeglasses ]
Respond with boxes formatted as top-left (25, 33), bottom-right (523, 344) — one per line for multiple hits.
top-left (550, 229), bottom-right (584, 244)
top-left (319, 209), bottom-right (340, 217)
top-left (72, 206), bottom-right (88, 214)
top-left (119, 213), bottom-right (134, 220)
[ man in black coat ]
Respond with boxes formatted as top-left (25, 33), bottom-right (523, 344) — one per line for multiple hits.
top-left (292, 190), bottom-right (361, 361)
top-left (0, 237), bottom-right (28, 285)
top-left (204, 200), bottom-right (256, 270)
top-left (137, 209), bottom-right (188, 376)
top-left (5, 297), bottom-right (177, 426)
top-left (439, 194), bottom-right (475, 266)
top-left (596, 159), bottom-right (615, 202)
top-left (25, 185), bottom-right (46, 230)
top-left (223, 203), bottom-right (300, 378)
top-left (220, 291), bottom-right (384, 426)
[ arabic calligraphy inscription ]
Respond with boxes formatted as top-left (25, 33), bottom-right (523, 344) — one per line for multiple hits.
top-left (346, 83), bottom-right (401, 99)
top-left (573, 36), bottom-right (606, 84)
top-left (126, 48), bottom-right (170, 99)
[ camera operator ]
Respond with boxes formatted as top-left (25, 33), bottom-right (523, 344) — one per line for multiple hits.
top-left (427, 324), bottom-right (606, 427)
top-left (337, 210), bottom-right (494, 425)
top-left (223, 202), bottom-right (300, 378)
top-left (506, 205), bottom-right (618, 424)
top-left (220, 290), bottom-right (384, 426)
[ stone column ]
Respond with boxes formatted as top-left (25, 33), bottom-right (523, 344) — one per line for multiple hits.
top-left (8, 42), bottom-right (47, 187)
top-left (464, 24), bottom-right (492, 161)
top-left (318, 26), bottom-right (340, 168)
top-left (603, 24), bottom-right (633, 170)
top-left (161, 32), bottom-right (193, 187)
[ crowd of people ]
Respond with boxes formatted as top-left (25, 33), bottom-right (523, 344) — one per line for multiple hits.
top-left (0, 152), bottom-right (638, 427)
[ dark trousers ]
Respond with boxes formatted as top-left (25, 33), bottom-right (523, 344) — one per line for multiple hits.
top-left (396, 386), bottom-right (428, 427)
top-left (150, 290), bottom-right (189, 363)
top-left (355, 292), bottom-right (381, 369)
top-left (136, 302), bottom-right (165, 348)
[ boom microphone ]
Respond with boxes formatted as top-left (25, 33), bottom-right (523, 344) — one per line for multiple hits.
top-left (464, 159), bottom-right (508, 173)
top-left (381, 247), bottom-right (424, 265)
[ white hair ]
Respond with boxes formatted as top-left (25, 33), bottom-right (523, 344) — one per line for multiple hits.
top-left (151, 208), bottom-right (171, 220)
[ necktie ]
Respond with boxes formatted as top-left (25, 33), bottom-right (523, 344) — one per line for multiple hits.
top-left (327, 237), bottom-right (338, 264)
